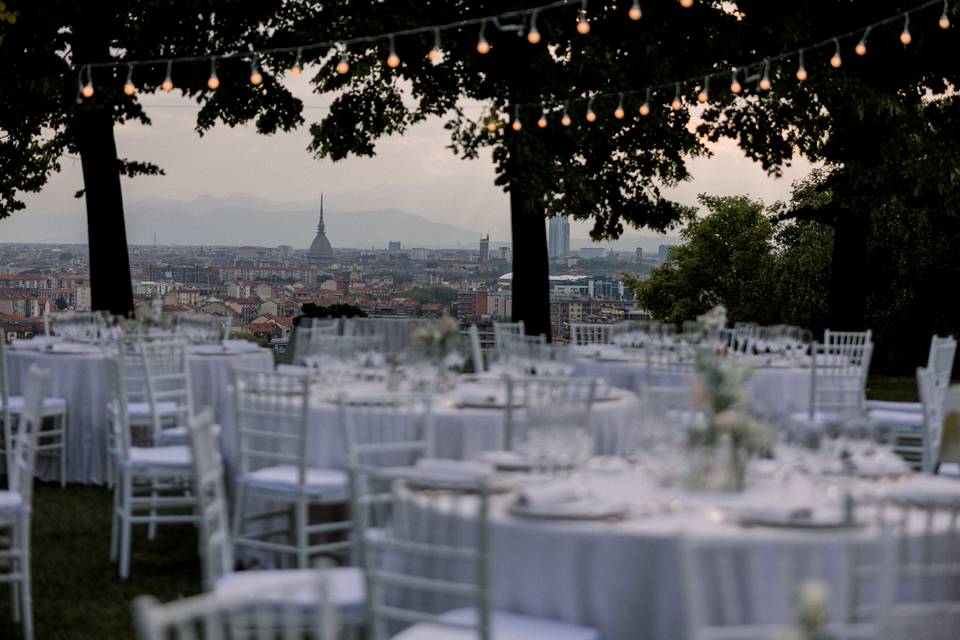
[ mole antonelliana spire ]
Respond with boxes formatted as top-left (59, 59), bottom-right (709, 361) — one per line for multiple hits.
top-left (307, 193), bottom-right (335, 262)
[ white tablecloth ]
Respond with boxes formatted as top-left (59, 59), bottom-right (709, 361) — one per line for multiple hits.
top-left (573, 355), bottom-right (811, 416)
top-left (394, 471), bottom-right (955, 640)
top-left (5, 343), bottom-right (273, 484)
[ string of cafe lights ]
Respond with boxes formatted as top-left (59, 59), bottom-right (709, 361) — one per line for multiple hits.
top-left (77, 0), bottom-right (953, 131)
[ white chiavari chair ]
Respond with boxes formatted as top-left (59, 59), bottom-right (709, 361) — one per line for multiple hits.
top-left (290, 320), bottom-right (340, 365)
top-left (0, 366), bottom-right (48, 640)
top-left (641, 342), bottom-right (697, 433)
top-left (0, 329), bottom-right (69, 487)
top-left (107, 356), bottom-right (198, 579)
top-left (568, 323), bottom-right (611, 346)
top-left (492, 321), bottom-right (524, 351)
top-left (359, 475), bottom-right (600, 640)
top-left (466, 325), bottom-right (485, 374)
top-left (133, 572), bottom-right (338, 640)
top-left (231, 368), bottom-right (350, 569)
top-left (187, 410), bottom-right (367, 629)
top-left (503, 376), bottom-right (597, 461)
top-left (682, 533), bottom-right (887, 640)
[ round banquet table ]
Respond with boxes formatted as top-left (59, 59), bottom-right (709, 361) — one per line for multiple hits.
top-left (5, 342), bottom-right (274, 484)
top-left (572, 351), bottom-right (812, 416)
top-left (392, 470), bottom-right (957, 640)
top-left (218, 380), bottom-right (642, 478)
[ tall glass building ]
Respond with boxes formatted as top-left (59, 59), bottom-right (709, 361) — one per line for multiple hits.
top-left (548, 216), bottom-right (570, 258)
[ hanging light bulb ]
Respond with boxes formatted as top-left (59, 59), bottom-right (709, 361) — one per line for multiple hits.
top-left (796, 50), bottom-right (808, 81)
top-left (671, 82), bottom-right (682, 111)
top-left (511, 106), bottom-right (523, 131)
top-left (585, 97), bottom-right (597, 122)
top-left (538, 106), bottom-right (548, 128)
top-left (639, 89), bottom-right (651, 116)
top-left (614, 94), bottom-right (625, 119)
top-left (291, 48), bottom-right (303, 76)
top-left (561, 103), bottom-right (572, 126)
top-left (207, 58), bottom-right (220, 90)
top-left (830, 38), bottom-right (843, 68)
top-left (336, 51), bottom-right (350, 75)
top-left (900, 13), bottom-right (912, 45)
top-left (161, 60), bottom-right (174, 92)
top-left (730, 68), bottom-right (742, 94)
top-left (697, 76), bottom-right (710, 103)
top-left (486, 117), bottom-right (498, 133)
top-left (855, 28), bottom-right (869, 56)
top-left (528, 11), bottom-right (542, 44)
top-left (680, 0), bottom-right (694, 7)
top-left (940, 1), bottom-right (951, 29)
top-left (477, 21), bottom-right (491, 54)
top-left (629, 0), bottom-right (642, 20)
top-left (577, 0), bottom-right (590, 34)
top-left (123, 64), bottom-right (136, 96)
top-left (758, 60), bottom-right (771, 91)
top-left (249, 55), bottom-right (263, 86)
top-left (80, 66), bottom-right (94, 99)
top-left (428, 29), bottom-right (443, 62)
top-left (386, 35), bottom-right (400, 68)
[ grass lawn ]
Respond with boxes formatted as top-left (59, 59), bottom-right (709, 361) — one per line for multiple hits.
top-left (866, 374), bottom-right (919, 402)
top-left (0, 483), bottom-right (201, 639)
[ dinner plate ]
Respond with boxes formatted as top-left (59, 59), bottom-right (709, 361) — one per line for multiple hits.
top-left (508, 499), bottom-right (630, 521)
top-left (734, 510), bottom-right (864, 530)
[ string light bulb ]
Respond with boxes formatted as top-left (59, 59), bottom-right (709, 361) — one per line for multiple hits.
top-left (614, 94), bottom-right (625, 119)
top-left (249, 56), bottom-right (263, 86)
top-left (680, 0), bottom-right (694, 7)
top-left (161, 60), bottom-right (174, 92)
top-left (759, 60), bottom-right (771, 91)
top-left (629, 1), bottom-right (642, 20)
top-left (386, 35), bottom-right (400, 68)
top-left (796, 50), bottom-right (808, 81)
top-left (639, 89), bottom-right (651, 116)
top-left (207, 58), bottom-right (220, 90)
top-left (730, 68), bottom-right (742, 94)
top-left (538, 107), bottom-right (548, 128)
top-left (940, 1), bottom-right (951, 29)
top-left (477, 22), bottom-right (491, 54)
top-left (671, 82), bottom-right (682, 111)
top-left (428, 29), bottom-right (443, 63)
top-left (577, 0), bottom-right (590, 34)
top-left (80, 66), bottom-right (94, 99)
top-left (561, 103), bottom-right (572, 126)
top-left (900, 14), bottom-right (912, 45)
top-left (336, 52), bottom-right (350, 75)
top-left (486, 118), bottom-right (498, 133)
top-left (830, 38), bottom-right (842, 68)
top-left (123, 64), bottom-right (136, 96)
top-left (697, 76), bottom-right (709, 103)
top-left (291, 48), bottom-right (303, 76)
top-left (528, 11), bottom-right (542, 43)
top-left (511, 106), bottom-right (522, 131)
top-left (585, 97), bottom-right (597, 122)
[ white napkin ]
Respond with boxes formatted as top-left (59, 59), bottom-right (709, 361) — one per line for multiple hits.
top-left (457, 385), bottom-right (506, 406)
top-left (409, 458), bottom-right (494, 485)
top-left (515, 482), bottom-right (580, 508)
top-left (476, 450), bottom-right (529, 468)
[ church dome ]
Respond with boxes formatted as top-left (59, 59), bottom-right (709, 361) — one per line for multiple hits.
top-left (308, 195), bottom-right (335, 261)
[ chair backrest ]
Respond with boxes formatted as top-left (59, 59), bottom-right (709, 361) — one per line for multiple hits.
top-left (231, 368), bottom-right (312, 480)
top-left (876, 496), bottom-right (960, 638)
top-left (339, 393), bottom-right (435, 474)
top-left (133, 572), bottom-right (337, 640)
top-left (0, 329), bottom-right (11, 473)
top-left (823, 329), bottom-right (873, 356)
top-left (139, 338), bottom-right (195, 435)
top-left (188, 409), bottom-right (232, 591)
top-left (293, 322), bottom-right (340, 364)
top-left (681, 534), bottom-right (883, 640)
top-left (492, 321), bottom-right (524, 348)
top-left (917, 366), bottom-right (947, 474)
top-left (926, 335), bottom-right (957, 390)
top-left (504, 375), bottom-right (596, 452)
top-left (173, 313), bottom-right (223, 344)
top-left (569, 322), bottom-right (611, 346)
top-left (7, 366), bottom-right (49, 505)
top-left (809, 341), bottom-right (873, 419)
top-left (467, 325), bottom-right (485, 374)
top-left (361, 477), bottom-right (492, 640)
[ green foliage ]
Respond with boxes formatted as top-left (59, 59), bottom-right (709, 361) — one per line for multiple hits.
top-left (402, 286), bottom-right (458, 307)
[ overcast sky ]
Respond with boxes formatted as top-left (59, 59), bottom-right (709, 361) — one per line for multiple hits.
top-left (3, 73), bottom-right (813, 245)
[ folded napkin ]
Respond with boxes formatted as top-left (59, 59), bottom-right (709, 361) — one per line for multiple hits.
top-left (737, 505), bottom-right (815, 523)
top-left (476, 450), bottom-right (529, 468)
top-left (515, 482), bottom-right (581, 508)
top-left (409, 458), bottom-right (494, 485)
top-left (457, 386), bottom-right (507, 406)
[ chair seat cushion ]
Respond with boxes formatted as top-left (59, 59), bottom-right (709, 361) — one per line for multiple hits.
top-left (0, 490), bottom-right (24, 514)
top-left (125, 445), bottom-right (192, 469)
top-left (867, 409), bottom-right (924, 428)
top-left (216, 567), bottom-right (365, 623)
top-left (239, 465), bottom-right (348, 497)
top-left (1, 395), bottom-right (67, 415)
top-left (866, 400), bottom-right (922, 413)
top-left (125, 401), bottom-right (180, 419)
top-left (155, 423), bottom-right (221, 446)
top-left (391, 608), bottom-right (600, 640)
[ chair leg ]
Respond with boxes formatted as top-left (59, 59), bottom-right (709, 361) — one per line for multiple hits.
top-left (120, 473), bottom-right (133, 579)
top-left (58, 413), bottom-right (67, 487)
top-left (110, 469), bottom-right (122, 562)
top-left (148, 479), bottom-right (158, 541)
top-left (296, 498), bottom-right (308, 569)
top-left (19, 515), bottom-right (33, 640)
top-left (232, 484), bottom-right (247, 555)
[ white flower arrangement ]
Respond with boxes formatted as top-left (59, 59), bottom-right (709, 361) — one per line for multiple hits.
top-left (783, 580), bottom-right (835, 640)
top-left (697, 304), bottom-right (728, 331)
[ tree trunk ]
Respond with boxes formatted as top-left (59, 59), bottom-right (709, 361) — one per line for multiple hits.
top-left (505, 137), bottom-right (551, 341)
top-left (73, 7), bottom-right (134, 317)
top-left (827, 205), bottom-right (869, 330)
